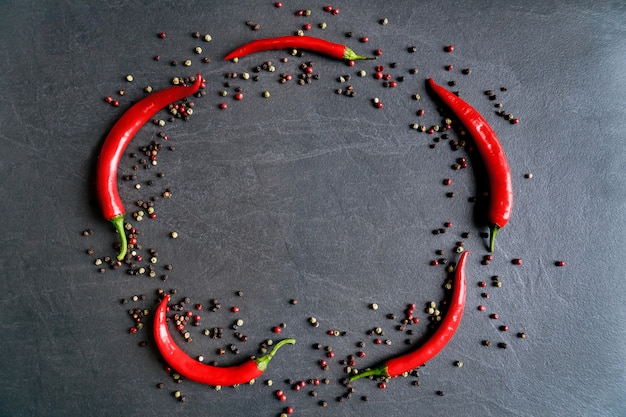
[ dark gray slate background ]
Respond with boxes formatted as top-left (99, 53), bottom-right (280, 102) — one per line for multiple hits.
top-left (1, 1), bottom-right (625, 416)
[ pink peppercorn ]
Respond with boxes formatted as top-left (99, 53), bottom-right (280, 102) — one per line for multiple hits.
top-left (158, 32), bottom-right (166, 39)
top-left (219, 103), bottom-right (227, 110)
top-left (273, 326), bottom-right (281, 333)
top-left (477, 305), bottom-right (486, 311)
top-left (490, 313), bottom-right (499, 320)
top-left (512, 258), bottom-right (522, 265)
top-left (555, 260), bottom-right (565, 267)
top-left (275, 2), bottom-right (282, 7)
top-left (360, 36), bottom-right (369, 43)
top-left (444, 45), bottom-right (454, 52)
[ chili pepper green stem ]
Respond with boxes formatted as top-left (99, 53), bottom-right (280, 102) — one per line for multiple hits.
top-left (110, 215), bottom-right (127, 261)
top-left (349, 364), bottom-right (389, 382)
top-left (489, 224), bottom-right (500, 253)
top-left (255, 338), bottom-right (295, 372)
top-left (343, 47), bottom-right (377, 61)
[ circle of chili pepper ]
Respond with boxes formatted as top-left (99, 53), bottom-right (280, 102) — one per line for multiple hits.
top-left (154, 294), bottom-right (295, 386)
top-left (350, 251), bottom-right (468, 382)
top-left (427, 78), bottom-right (513, 252)
top-left (95, 74), bottom-right (204, 260)
top-left (223, 35), bottom-right (376, 62)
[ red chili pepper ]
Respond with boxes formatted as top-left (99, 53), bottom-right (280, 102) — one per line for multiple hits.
top-left (427, 78), bottom-right (513, 252)
top-left (154, 294), bottom-right (295, 386)
top-left (350, 251), bottom-right (468, 382)
top-left (95, 75), bottom-right (203, 260)
top-left (223, 35), bottom-right (375, 61)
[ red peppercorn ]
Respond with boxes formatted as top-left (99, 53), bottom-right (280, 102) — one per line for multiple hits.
top-left (555, 260), bottom-right (565, 267)
top-left (443, 178), bottom-right (451, 186)
top-left (375, 102), bottom-right (383, 109)
top-left (332, 8), bottom-right (339, 15)
top-left (444, 45), bottom-right (454, 52)
top-left (279, 394), bottom-right (287, 402)
top-left (490, 313), bottom-right (499, 320)
top-left (234, 93), bottom-right (243, 100)
top-left (375, 49), bottom-right (383, 56)
top-left (303, 23), bottom-right (312, 31)
top-left (129, 327), bottom-right (138, 334)
top-left (324, 5), bottom-right (332, 12)
top-left (285, 407), bottom-right (294, 415)
top-left (273, 326), bottom-right (281, 333)
top-left (478, 281), bottom-right (487, 287)
top-left (347, 60), bottom-right (355, 67)
top-left (105, 96), bottom-right (113, 103)
top-left (319, 359), bottom-right (327, 367)
top-left (378, 382), bottom-right (386, 389)
top-left (512, 258), bottom-right (522, 265)
top-left (326, 351), bottom-right (334, 358)
top-left (232, 306), bottom-right (239, 313)
top-left (477, 305), bottom-right (486, 311)
top-left (360, 36), bottom-right (369, 43)
top-left (430, 259), bottom-right (439, 266)
top-left (158, 32), bottom-right (166, 39)
top-left (499, 325), bottom-right (509, 332)
top-left (416, 109), bottom-right (425, 116)
top-left (275, 2), bottom-right (282, 7)
top-left (374, 71), bottom-right (383, 80)
top-left (112, 100), bottom-right (120, 107)
top-left (445, 65), bottom-right (453, 71)
top-left (219, 103), bottom-right (227, 110)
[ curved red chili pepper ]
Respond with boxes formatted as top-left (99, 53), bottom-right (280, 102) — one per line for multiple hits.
top-left (95, 74), bottom-right (203, 260)
top-left (350, 251), bottom-right (468, 381)
top-left (224, 35), bottom-right (375, 61)
top-left (427, 78), bottom-right (513, 252)
top-left (154, 294), bottom-right (295, 387)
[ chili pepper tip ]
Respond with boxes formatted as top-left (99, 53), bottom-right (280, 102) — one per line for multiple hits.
top-left (489, 224), bottom-right (500, 252)
top-left (110, 215), bottom-right (128, 261)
